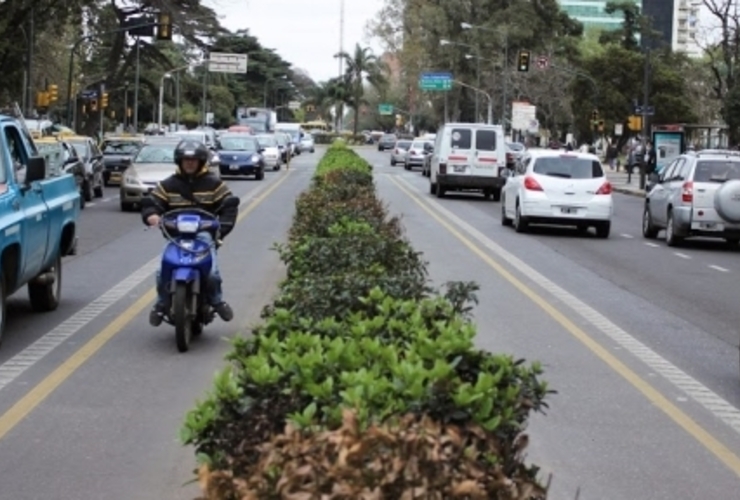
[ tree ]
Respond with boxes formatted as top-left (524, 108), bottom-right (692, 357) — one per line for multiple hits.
top-left (338, 44), bottom-right (387, 135)
top-left (598, 1), bottom-right (642, 50)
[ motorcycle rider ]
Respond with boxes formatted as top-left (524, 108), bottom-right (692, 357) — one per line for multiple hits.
top-left (141, 140), bottom-right (237, 326)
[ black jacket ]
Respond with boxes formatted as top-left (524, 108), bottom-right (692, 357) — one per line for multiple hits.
top-left (141, 165), bottom-right (237, 238)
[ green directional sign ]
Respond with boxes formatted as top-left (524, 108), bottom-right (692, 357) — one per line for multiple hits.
top-left (378, 103), bottom-right (394, 115)
top-left (419, 72), bottom-right (453, 91)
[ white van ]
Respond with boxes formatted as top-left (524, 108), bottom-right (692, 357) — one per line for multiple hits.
top-left (429, 123), bottom-right (507, 200)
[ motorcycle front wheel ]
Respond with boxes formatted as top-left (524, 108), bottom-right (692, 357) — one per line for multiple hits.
top-left (174, 282), bottom-right (193, 352)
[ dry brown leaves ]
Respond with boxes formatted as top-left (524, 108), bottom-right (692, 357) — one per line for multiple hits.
top-left (196, 410), bottom-right (547, 500)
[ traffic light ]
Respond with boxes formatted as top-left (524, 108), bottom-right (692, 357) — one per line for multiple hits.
top-left (395, 113), bottom-right (403, 127)
top-left (517, 50), bottom-right (531, 72)
top-left (628, 115), bottom-right (642, 131)
top-left (156, 11), bottom-right (172, 41)
top-left (48, 84), bottom-right (58, 102)
top-left (90, 99), bottom-right (98, 112)
top-left (101, 92), bottom-right (109, 108)
top-left (597, 119), bottom-right (605, 132)
top-left (110, 110), bottom-right (116, 118)
top-left (35, 91), bottom-right (49, 108)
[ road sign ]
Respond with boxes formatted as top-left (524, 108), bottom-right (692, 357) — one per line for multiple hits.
top-left (288, 101), bottom-right (301, 110)
top-left (378, 103), bottom-right (393, 115)
top-left (615, 123), bottom-right (624, 136)
top-left (419, 72), bottom-right (452, 91)
top-left (536, 56), bottom-right (549, 69)
top-left (633, 105), bottom-right (655, 116)
top-left (206, 112), bottom-right (214, 125)
top-left (208, 52), bottom-right (248, 73)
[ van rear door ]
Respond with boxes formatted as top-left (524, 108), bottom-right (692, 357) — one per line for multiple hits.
top-left (471, 128), bottom-right (499, 178)
top-left (446, 127), bottom-right (473, 174)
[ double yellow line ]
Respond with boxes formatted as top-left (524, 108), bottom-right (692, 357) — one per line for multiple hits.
top-left (0, 172), bottom-right (292, 441)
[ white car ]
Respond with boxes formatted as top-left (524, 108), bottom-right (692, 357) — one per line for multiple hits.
top-left (255, 134), bottom-right (283, 170)
top-left (501, 149), bottom-right (614, 237)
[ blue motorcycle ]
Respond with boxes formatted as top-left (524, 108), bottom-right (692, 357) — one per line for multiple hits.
top-left (158, 205), bottom-right (231, 352)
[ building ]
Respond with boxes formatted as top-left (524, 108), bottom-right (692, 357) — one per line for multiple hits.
top-left (558, 0), bottom-right (639, 31)
top-left (642, 0), bottom-right (703, 56)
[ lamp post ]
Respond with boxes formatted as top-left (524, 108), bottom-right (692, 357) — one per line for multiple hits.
top-left (157, 72), bottom-right (170, 131)
top-left (440, 39), bottom-right (480, 122)
top-left (461, 22), bottom-right (509, 130)
top-left (453, 80), bottom-right (493, 124)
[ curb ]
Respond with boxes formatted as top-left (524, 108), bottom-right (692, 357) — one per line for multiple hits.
top-left (612, 186), bottom-right (645, 198)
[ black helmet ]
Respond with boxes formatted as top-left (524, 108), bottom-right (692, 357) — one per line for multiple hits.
top-left (174, 140), bottom-right (209, 169)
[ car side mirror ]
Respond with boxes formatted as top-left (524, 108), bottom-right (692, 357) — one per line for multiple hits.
top-left (26, 156), bottom-right (46, 184)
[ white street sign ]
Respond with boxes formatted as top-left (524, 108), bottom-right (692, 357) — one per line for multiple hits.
top-left (614, 123), bottom-right (624, 136)
top-left (206, 112), bottom-right (214, 125)
top-left (511, 101), bottom-right (537, 131)
top-left (208, 52), bottom-right (248, 73)
top-left (288, 101), bottom-right (301, 110)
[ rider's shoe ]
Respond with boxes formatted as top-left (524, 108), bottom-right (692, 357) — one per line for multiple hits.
top-left (213, 302), bottom-right (234, 322)
top-left (149, 304), bottom-right (165, 326)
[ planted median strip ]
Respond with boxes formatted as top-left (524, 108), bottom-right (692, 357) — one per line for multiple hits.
top-left (182, 140), bottom-right (552, 498)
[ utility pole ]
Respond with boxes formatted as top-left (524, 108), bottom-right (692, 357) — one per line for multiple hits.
top-left (640, 47), bottom-right (651, 190)
top-left (337, 0), bottom-right (344, 131)
top-left (133, 37), bottom-right (141, 131)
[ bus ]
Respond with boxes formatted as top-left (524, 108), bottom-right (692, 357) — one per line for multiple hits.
top-left (301, 120), bottom-right (331, 132)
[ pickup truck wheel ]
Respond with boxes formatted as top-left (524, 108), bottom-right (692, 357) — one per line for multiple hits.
top-left (0, 275), bottom-right (7, 345)
top-left (28, 255), bottom-right (61, 312)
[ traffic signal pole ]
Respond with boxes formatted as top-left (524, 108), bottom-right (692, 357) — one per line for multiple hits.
top-left (640, 47), bottom-right (651, 190)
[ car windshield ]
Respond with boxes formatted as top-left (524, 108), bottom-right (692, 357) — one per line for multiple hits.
top-left (171, 133), bottom-right (206, 143)
top-left (256, 136), bottom-right (277, 147)
top-left (694, 160), bottom-right (740, 182)
top-left (134, 144), bottom-right (177, 164)
top-left (277, 130), bottom-right (299, 140)
top-left (302, 134), bottom-right (313, 141)
top-left (396, 141), bottom-right (412, 149)
top-left (533, 156), bottom-right (604, 179)
top-left (382, 135), bottom-right (397, 141)
top-left (103, 140), bottom-right (141, 155)
top-left (219, 137), bottom-right (259, 151)
top-left (67, 140), bottom-right (90, 159)
top-left (507, 142), bottom-right (525, 151)
top-left (275, 135), bottom-right (287, 145)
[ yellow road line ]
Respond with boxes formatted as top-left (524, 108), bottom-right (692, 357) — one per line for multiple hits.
top-left (0, 172), bottom-right (292, 441)
top-left (386, 174), bottom-right (740, 478)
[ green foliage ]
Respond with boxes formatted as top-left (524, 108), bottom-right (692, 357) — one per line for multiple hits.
top-left (183, 143), bottom-right (551, 496)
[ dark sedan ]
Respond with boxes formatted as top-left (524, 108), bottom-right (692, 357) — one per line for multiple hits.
top-left (101, 136), bottom-right (145, 186)
top-left (217, 135), bottom-right (265, 180)
top-left (378, 133), bottom-right (398, 151)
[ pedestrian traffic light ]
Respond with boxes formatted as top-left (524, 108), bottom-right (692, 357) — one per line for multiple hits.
top-left (101, 92), bottom-right (109, 108)
top-left (35, 91), bottom-right (49, 108)
top-left (90, 99), bottom-right (98, 112)
top-left (517, 50), bottom-right (531, 72)
top-left (48, 84), bottom-right (58, 102)
top-left (156, 11), bottom-right (172, 41)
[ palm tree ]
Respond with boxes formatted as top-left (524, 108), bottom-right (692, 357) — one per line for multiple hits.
top-left (306, 78), bottom-right (351, 131)
top-left (338, 44), bottom-right (387, 136)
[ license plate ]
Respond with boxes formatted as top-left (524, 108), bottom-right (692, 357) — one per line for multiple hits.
top-left (453, 165), bottom-right (466, 172)
top-left (700, 222), bottom-right (722, 230)
top-left (561, 207), bottom-right (578, 214)
top-left (230, 165), bottom-right (240, 170)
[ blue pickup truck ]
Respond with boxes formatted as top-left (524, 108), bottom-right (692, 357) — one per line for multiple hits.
top-left (0, 116), bottom-right (80, 342)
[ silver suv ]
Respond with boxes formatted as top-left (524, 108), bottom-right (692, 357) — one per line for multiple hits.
top-left (643, 150), bottom-right (740, 246)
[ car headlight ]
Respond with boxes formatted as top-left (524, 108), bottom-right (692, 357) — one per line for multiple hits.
top-left (124, 174), bottom-right (140, 185)
top-left (251, 154), bottom-right (260, 162)
top-left (176, 219), bottom-right (199, 233)
top-left (211, 154), bottom-right (220, 163)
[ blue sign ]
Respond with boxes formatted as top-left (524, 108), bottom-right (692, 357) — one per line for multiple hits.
top-left (419, 72), bottom-right (453, 91)
top-left (634, 105), bottom-right (655, 116)
top-left (80, 90), bottom-right (99, 99)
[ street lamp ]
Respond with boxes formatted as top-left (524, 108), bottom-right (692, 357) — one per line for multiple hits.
top-left (439, 39), bottom-right (481, 121)
top-left (157, 72), bottom-right (171, 130)
top-left (461, 22), bottom-right (509, 130)
top-left (454, 79), bottom-right (493, 124)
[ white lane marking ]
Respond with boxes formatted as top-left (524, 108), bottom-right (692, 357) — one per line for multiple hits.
top-left (674, 252), bottom-right (691, 259)
top-left (0, 176), bottom-right (281, 392)
top-left (709, 265), bottom-right (729, 273)
top-left (645, 242), bottom-right (659, 248)
top-left (621, 233), bottom-right (634, 239)
top-left (86, 202), bottom-right (96, 207)
top-left (394, 175), bottom-right (740, 436)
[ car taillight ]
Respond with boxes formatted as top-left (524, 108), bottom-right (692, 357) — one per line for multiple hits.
top-left (524, 176), bottom-right (543, 191)
top-left (439, 163), bottom-right (447, 174)
top-left (682, 181), bottom-right (693, 203)
top-left (595, 182), bottom-right (612, 195)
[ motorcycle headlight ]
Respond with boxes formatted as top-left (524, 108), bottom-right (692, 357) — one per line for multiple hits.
top-left (176, 220), bottom-right (199, 233)
top-left (251, 154), bottom-right (260, 162)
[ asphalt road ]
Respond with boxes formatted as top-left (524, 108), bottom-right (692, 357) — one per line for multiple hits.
top-left (0, 151), bottom-right (320, 499)
top-left (359, 147), bottom-right (740, 500)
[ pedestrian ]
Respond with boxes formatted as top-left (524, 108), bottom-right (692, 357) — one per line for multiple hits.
top-left (605, 140), bottom-right (618, 170)
top-left (645, 141), bottom-right (657, 175)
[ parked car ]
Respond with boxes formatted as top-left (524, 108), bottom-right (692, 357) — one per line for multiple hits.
top-left (404, 139), bottom-right (433, 171)
top-left (506, 142), bottom-right (525, 169)
top-left (429, 123), bottom-right (507, 200)
top-left (119, 140), bottom-right (180, 211)
top-left (36, 137), bottom-right (87, 209)
top-left (61, 134), bottom-right (105, 203)
top-left (100, 134), bottom-right (145, 186)
top-left (643, 149), bottom-right (740, 246)
top-left (0, 116), bottom-right (80, 340)
top-left (378, 133), bottom-right (397, 151)
top-left (216, 134), bottom-right (265, 180)
top-left (501, 149), bottom-right (613, 237)
top-left (390, 140), bottom-right (412, 166)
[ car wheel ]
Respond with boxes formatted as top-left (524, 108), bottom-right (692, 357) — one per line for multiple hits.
top-left (256, 169), bottom-right (265, 180)
top-left (725, 238), bottom-right (740, 246)
top-left (492, 189), bottom-right (501, 202)
top-left (430, 181), bottom-right (436, 195)
top-left (391, 159), bottom-right (396, 166)
top-left (28, 254), bottom-right (62, 312)
top-left (501, 197), bottom-right (512, 226)
top-left (483, 190), bottom-right (492, 200)
top-left (404, 163), bottom-right (410, 171)
top-left (642, 205), bottom-right (659, 239)
top-left (310, 148), bottom-right (314, 153)
top-left (514, 202), bottom-right (528, 233)
top-left (665, 210), bottom-right (682, 247)
top-left (435, 183), bottom-right (445, 198)
top-left (595, 222), bottom-right (611, 238)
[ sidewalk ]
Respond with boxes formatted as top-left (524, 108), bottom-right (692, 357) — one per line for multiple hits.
top-left (607, 170), bottom-right (646, 198)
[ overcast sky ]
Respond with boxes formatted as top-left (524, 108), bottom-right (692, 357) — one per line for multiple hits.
top-left (206, 0), bottom-right (385, 83)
